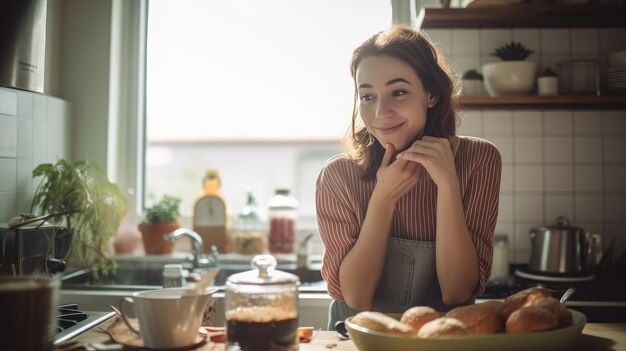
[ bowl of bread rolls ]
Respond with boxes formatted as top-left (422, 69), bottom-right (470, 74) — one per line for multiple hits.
top-left (345, 287), bottom-right (586, 351)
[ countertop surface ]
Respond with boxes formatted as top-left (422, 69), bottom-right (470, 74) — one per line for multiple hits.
top-left (62, 318), bottom-right (626, 351)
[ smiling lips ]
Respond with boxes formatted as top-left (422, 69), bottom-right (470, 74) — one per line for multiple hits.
top-left (375, 122), bottom-right (405, 134)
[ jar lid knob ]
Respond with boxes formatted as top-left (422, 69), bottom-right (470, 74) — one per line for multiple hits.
top-left (556, 215), bottom-right (571, 227)
top-left (252, 255), bottom-right (277, 278)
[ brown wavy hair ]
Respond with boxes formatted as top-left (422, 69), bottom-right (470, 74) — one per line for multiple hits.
top-left (343, 25), bottom-right (460, 181)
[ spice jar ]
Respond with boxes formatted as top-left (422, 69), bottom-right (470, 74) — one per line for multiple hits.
top-left (267, 189), bottom-right (298, 254)
top-left (225, 255), bottom-right (300, 351)
top-left (233, 192), bottom-right (267, 255)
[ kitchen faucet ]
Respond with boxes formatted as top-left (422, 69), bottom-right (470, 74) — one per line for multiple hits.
top-left (164, 228), bottom-right (219, 269)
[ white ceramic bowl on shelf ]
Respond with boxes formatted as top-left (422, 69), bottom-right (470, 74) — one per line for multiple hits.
top-left (482, 61), bottom-right (538, 97)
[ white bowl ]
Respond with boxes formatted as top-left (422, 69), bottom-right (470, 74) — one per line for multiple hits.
top-left (482, 61), bottom-right (538, 97)
top-left (609, 50), bottom-right (626, 68)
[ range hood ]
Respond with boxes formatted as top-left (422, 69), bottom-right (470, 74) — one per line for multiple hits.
top-left (0, 0), bottom-right (47, 93)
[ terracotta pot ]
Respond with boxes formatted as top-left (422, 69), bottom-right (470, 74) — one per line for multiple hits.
top-left (139, 221), bottom-right (180, 255)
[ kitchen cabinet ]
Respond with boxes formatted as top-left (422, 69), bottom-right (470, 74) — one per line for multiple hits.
top-left (419, 4), bottom-right (626, 29)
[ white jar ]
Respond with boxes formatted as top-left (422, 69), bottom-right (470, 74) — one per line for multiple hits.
top-left (163, 264), bottom-right (184, 288)
top-left (490, 235), bottom-right (509, 281)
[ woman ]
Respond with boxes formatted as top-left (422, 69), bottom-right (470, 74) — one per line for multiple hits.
top-left (315, 25), bottom-right (502, 329)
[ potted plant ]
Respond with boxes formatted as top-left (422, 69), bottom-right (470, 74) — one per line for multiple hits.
top-left (461, 69), bottom-right (484, 96)
top-left (538, 67), bottom-right (558, 96)
top-left (30, 159), bottom-right (129, 278)
top-left (482, 41), bottom-right (538, 97)
top-left (139, 195), bottom-right (181, 255)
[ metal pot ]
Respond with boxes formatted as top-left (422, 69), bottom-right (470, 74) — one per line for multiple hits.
top-left (528, 216), bottom-right (603, 275)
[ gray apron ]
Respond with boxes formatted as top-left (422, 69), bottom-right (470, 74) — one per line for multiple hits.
top-left (327, 237), bottom-right (474, 330)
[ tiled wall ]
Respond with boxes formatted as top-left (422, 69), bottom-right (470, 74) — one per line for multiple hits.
top-left (0, 88), bottom-right (71, 222)
top-left (425, 27), bottom-right (626, 262)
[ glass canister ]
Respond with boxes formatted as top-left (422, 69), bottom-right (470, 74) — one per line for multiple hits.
top-left (233, 192), bottom-right (267, 255)
top-left (225, 255), bottom-right (300, 351)
top-left (267, 189), bottom-right (299, 254)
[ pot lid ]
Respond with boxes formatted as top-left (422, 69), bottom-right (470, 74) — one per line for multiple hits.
top-left (226, 254), bottom-right (299, 286)
top-left (533, 216), bottom-right (583, 232)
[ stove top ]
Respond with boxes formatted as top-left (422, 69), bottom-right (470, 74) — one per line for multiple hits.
top-left (53, 304), bottom-right (116, 345)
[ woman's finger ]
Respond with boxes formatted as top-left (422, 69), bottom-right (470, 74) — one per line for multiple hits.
top-left (381, 143), bottom-right (395, 168)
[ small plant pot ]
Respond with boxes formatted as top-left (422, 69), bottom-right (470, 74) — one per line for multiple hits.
top-left (139, 221), bottom-right (180, 255)
top-left (462, 79), bottom-right (483, 96)
top-left (538, 76), bottom-right (558, 96)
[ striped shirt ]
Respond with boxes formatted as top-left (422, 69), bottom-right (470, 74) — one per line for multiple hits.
top-left (315, 136), bottom-right (502, 302)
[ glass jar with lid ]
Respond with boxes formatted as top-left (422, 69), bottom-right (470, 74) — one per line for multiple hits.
top-left (233, 192), bottom-right (267, 255)
top-left (225, 255), bottom-right (300, 351)
top-left (267, 189), bottom-right (299, 254)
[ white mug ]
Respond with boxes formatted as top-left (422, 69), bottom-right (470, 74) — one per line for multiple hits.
top-left (119, 287), bottom-right (215, 349)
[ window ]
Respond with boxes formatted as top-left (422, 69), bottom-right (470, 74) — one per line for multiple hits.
top-left (145, 1), bottom-right (391, 226)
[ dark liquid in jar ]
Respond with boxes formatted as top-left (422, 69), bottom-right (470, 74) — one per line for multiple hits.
top-left (226, 309), bottom-right (298, 351)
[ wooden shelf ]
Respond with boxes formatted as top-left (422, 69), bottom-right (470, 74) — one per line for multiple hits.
top-left (419, 4), bottom-right (626, 28)
top-left (457, 95), bottom-right (626, 109)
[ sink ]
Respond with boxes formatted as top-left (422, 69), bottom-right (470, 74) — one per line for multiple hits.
top-left (61, 255), bottom-right (323, 291)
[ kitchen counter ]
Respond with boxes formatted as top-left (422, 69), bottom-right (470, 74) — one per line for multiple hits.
top-left (64, 318), bottom-right (626, 351)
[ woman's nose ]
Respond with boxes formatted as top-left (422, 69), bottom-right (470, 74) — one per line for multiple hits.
top-left (375, 98), bottom-right (393, 119)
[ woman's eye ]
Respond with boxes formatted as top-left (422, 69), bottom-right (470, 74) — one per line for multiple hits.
top-left (360, 94), bottom-right (375, 102)
top-left (392, 90), bottom-right (407, 97)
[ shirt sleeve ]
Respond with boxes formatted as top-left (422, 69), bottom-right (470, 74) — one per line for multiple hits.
top-left (315, 159), bottom-right (361, 301)
top-left (462, 141), bottom-right (502, 296)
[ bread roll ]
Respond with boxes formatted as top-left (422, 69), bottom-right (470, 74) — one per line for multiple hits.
top-left (350, 311), bottom-right (414, 335)
top-left (495, 287), bottom-right (551, 321)
top-left (445, 301), bottom-right (502, 334)
top-left (532, 297), bottom-right (573, 328)
top-left (505, 306), bottom-right (558, 333)
top-left (400, 306), bottom-right (442, 332)
top-left (417, 317), bottom-right (468, 338)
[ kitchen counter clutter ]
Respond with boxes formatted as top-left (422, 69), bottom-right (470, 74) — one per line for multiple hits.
top-left (62, 317), bottom-right (626, 351)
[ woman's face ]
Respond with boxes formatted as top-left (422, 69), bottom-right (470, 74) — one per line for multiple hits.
top-left (355, 54), bottom-right (436, 152)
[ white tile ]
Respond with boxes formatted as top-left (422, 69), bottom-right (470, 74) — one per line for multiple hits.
top-left (32, 94), bottom-right (46, 121)
top-left (32, 120), bottom-right (46, 158)
top-left (542, 55), bottom-right (571, 74)
top-left (512, 251), bottom-right (531, 264)
top-left (545, 195), bottom-right (574, 222)
top-left (46, 97), bottom-right (65, 124)
top-left (514, 136), bottom-right (542, 163)
top-left (426, 29), bottom-right (452, 57)
top-left (544, 136), bottom-right (573, 163)
top-left (46, 122), bottom-right (62, 159)
top-left (18, 91), bottom-right (33, 120)
top-left (573, 110), bottom-right (602, 135)
top-left (499, 194), bottom-right (514, 221)
top-left (574, 137), bottom-right (602, 163)
top-left (513, 110), bottom-right (542, 135)
top-left (544, 165), bottom-right (574, 192)
top-left (479, 55), bottom-right (499, 67)
top-left (481, 29), bottom-right (511, 56)
top-left (452, 30), bottom-right (480, 56)
top-left (454, 57), bottom-right (482, 78)
top-left (458, 110), bottom-right (482, 136)
top-left (605, 194), bottom-right (626, 221)
top-left (571, 29), bottom-right (599, 54)
top-left (599, 28), bottom-right (626, 53)
top-left (0, 192), bottom-right (17, 220)
top-left (483, 110), bottom-right (513, 136)
top-left (0, 116), bottom-right (18, 158)
top-left (17, 119), bottom-right (32, 158)
top-left (16, 191), bottom-right (34, 215)
top-left (574, 165), bottom-right (603, 192)
top-left (515, 195), bottom-right (544, 221)
top-left (541, 29), bottom-right (570, 54)
top-left (543, 110), bottom-right (572, 135)
top-left (0, 158), bottom-right (17, 192)
top-left (515, 166), bottom-right (543, 192)
top-left (493, 223), bottom-right (514, 242)
top-left (574, 221), bottom-right (603, 236)
top-left (603, 110), bottom-right (626, 135)
top-left (16, 159), bottom-right (32, 192)
top-left (0, 89), bottom-right (18, 116)
top-left (486, 136), bottom-right (513, 164)
top-left (604, 165), bottom-right (626, 192)
top-left (604, 223), bottom-right (626, 252)
top-left (512, 29), bottom-right (540, 57)
top-left (604, 137), bottom-right (626, 163)
top-left (500, 165), bottom-right (513, 192)
top-left (574, 194), bottom-right (603, 221)
top-left (515, 223), bottom-right (541, 251)
top-left (32, 159), bottom-right (46, 191)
